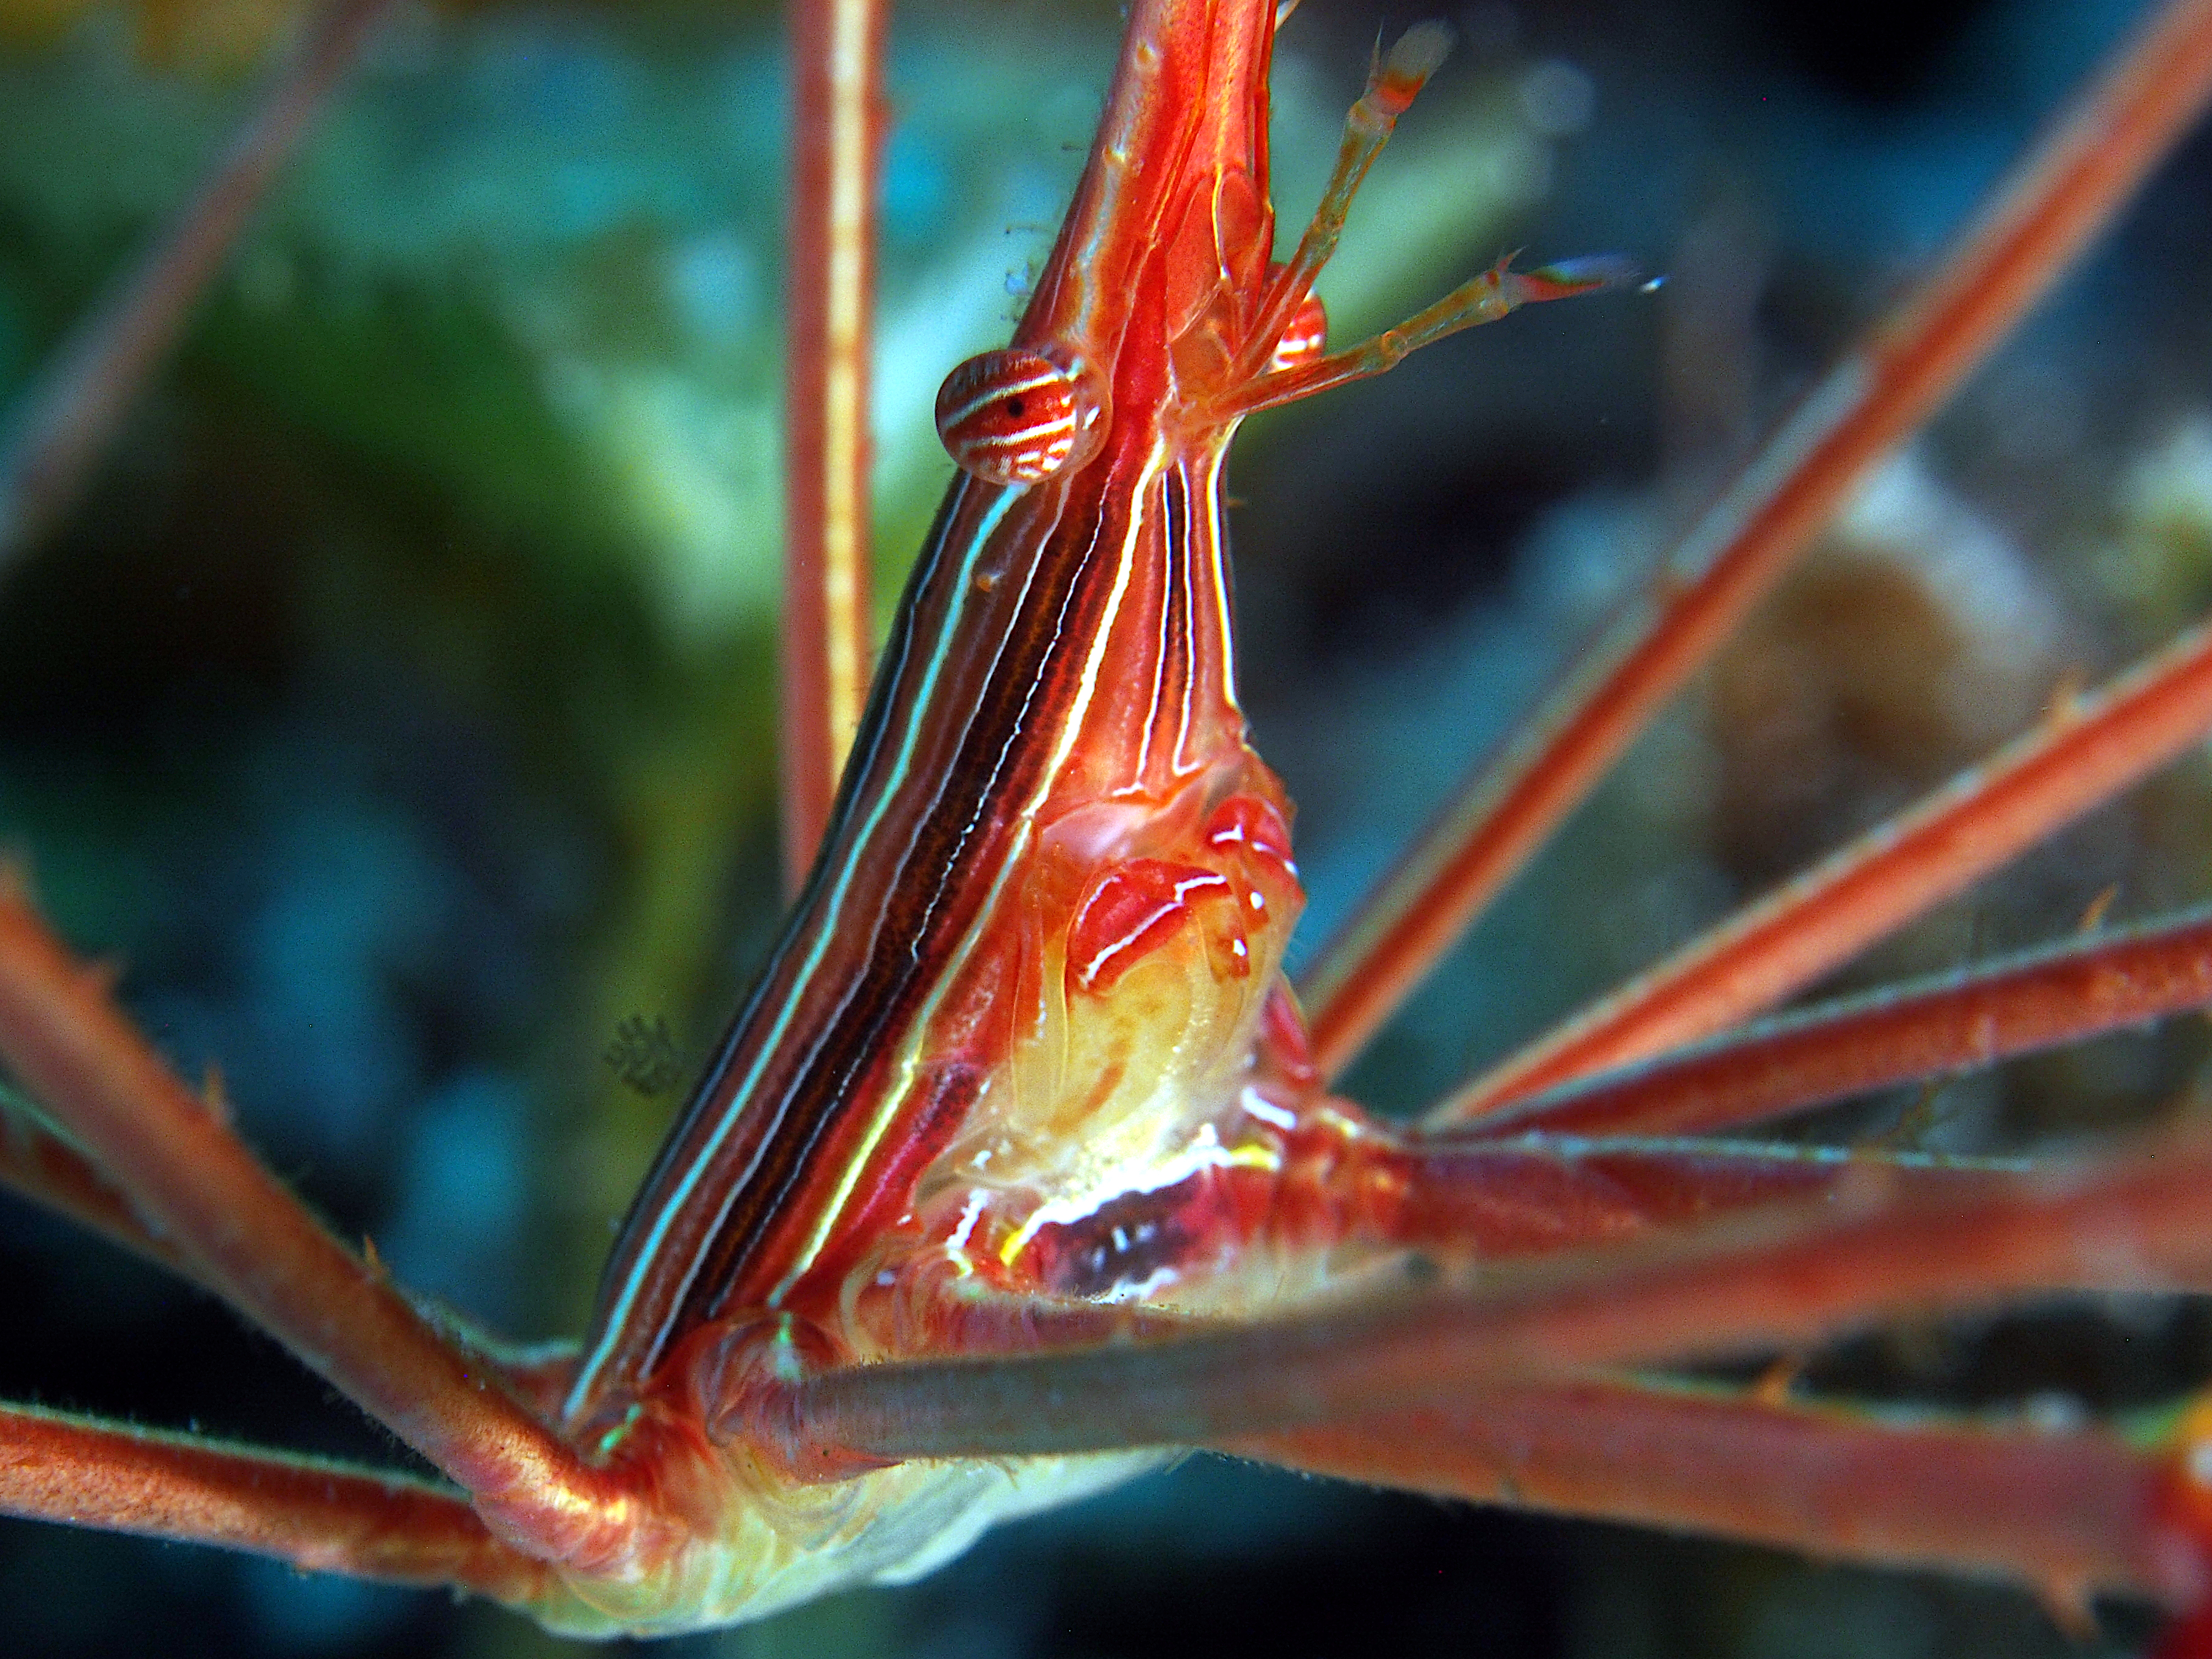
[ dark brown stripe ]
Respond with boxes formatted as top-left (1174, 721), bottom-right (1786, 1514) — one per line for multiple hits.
top-left (584, 458), bottom-right (1160, 1392)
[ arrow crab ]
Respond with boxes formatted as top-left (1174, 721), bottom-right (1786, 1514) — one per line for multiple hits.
top-left (5, 0), bottom-right (2212, 1654)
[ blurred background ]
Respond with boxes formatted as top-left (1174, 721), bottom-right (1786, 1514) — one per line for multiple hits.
top-left (2, 0), bottom-right (2212, 1652)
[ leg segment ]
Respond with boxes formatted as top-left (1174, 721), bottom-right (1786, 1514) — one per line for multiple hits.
top-left (1270, 1097), bottom-right (2033, 1262)
top-left (1437, 618), bottom-right (2212, 1118)
top-left (1444, 903), bottom-right (2212, 1140)
top-left (768, 1134), bottom-right (2212, 1462)
top-left (0, 880), bottom-right (664, 1574)
top-left (1294, 0), bottom-right (2212, 1080)
top-left (0, 1403), bottom-right (568, 1611)
top-left (1238, 1377), bottom-right (2168, 1605)
top-left (0, 1079), bottom-right (204, 1284)
top-left (780, 0), bottom-right (888, 889)
top-left (1367, 1135), bottom-right (2031, 1262)
top-left (0, 0), bottom-right (396, 571)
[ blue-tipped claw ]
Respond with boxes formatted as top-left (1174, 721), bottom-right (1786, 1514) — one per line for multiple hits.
top-left (1516, 253), bottom-right (1646, 301)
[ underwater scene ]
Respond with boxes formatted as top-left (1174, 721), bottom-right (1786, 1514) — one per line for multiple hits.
top-left (4, 0), bottom-right (2212, 1653)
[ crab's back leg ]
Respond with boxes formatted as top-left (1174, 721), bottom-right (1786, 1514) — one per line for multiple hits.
top-left (1238, 1379), bottom-right (2164, 1608)
top-left (1434, 616), bottom-right (2212, 1118)
top-left (0, 1404), bottom-right (573, 1616)
top-left (0, 0), bottom-right (396, 573)
top-left (0, 882), bottom-right (670, 1575)
top-left (1293, 0), bottom-right (2212, 1082)
top-left (1445, 905), bottom-right (2212, 1142)
top-left (780, 0), bottom-right (889, 891)
top-left (766, 1133), bottom-right (2212, 1459)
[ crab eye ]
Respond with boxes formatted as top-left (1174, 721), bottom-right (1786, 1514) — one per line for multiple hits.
top-left (1268, 294), bottom-right (1329, 375)
top-left (935, 347), bottom-right (1107, 485)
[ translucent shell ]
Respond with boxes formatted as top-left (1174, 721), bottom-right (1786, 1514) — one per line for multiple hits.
top-left (1267, 294), bottom-right (1329, 375)
top-left (934, 347), bottom-right (1108, 485)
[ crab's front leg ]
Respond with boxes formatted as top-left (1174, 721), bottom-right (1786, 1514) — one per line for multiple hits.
top-left (0, 873), bottom-right (716, 1624)
top-left (0, 0), bottom-right (397, 571)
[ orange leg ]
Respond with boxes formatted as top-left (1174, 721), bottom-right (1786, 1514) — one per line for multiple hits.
top-left (0, 879), bottom-right (653, 1574)
top-left (771, 1133), bottom-right (2212, 1462)
top-left (0, 1077), bottom-right (203, 1282)
top-left (1371, 1136), bottom-right (2034, 1262)
top-left (1242, 1379), bottom-right (2164, 1609)
top-left (0, 0), bottom-right (396, 571)
top-left (1258, 1097), bottom-right (2036, 1265)
top-left (0, 1404), bottom-right (564, 1610)
top-left (1295, 0), bottom-right (2212, 1082)
top-left (779, 0), bottom-right (888, 889)
top-left (1448, 903), bottom-right (2212, 1141)
top-left (1437, 618), bottom-right (2212, 1117)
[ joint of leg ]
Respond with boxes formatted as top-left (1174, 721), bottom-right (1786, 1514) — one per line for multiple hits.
top-left (690, 1317), bottom-right (895, 1486)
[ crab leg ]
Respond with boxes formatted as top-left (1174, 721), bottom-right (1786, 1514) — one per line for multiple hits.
top-left (0, 1404), bottom-right (565, 1610)
top-left (767, 1134), bottom-right (2212, 1462)
top-left (1294, 0), bottom-right (2212, 1080)
top-left (0, 1081), bottom-right (205, 1284)
top-left (1434, 615), bottom-right (2212, 1120)
top-left (780, 0), bottom-right (889, 889)
top-left (1240, 1379), bottom-right (2164, 1603)
top-left (1273, 1098), bottom-right (2037, 1262)
top-left (0, 881), bottom-right (663, 1573)
top-left (1227, 21), bottom-right (1451, 382)
top-left (0, 1072), bottom-right (583, 1415)
top-left (1442, 903), bottom-right (2212, 1141)
top-left (1366, 1135), bottom-right (2033, 1260)
top-left (0, 0), bottom-right (396, 571)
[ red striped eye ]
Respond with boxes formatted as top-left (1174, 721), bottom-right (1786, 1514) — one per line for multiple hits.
top-left (1268, 294), bottom-right (1329, 375)
top-left (934, 347), bottom-right (1107, 486)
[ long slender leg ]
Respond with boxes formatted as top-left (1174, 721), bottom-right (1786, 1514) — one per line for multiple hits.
top-left (1445, 904), bottom-right (2212, 1141)
top-left (1237, 1378), bottom-right (2166, 1605)
top-left (0, 0), bottom-right (396, 573)
top-left (1367, 1137), bottom-right (2035, 1262)
top-left (768, 1135), bottom-right (2212, 1462)
top-left (1225, 253), bottom-right (1635, 417)
top-left (0, 1080), bottom-right (206, 1284)
top-left (780, 0), bottom-right (888, 892)
top-left (0, 1404), bottom-right (570, 1613)
top-left (0, 880), bottom-right (662, 1573)
top-left (1435, 617), bottom-right (2212, 1119)
top-left (3, 991), bottom-right (580, 1414)
top-left (1277, 1096), bottom-right (2040, 1262)
top-left (1227, 23), bottom-right (1453, 380)
top-left (1293, 0), bottom-right (2212, 1080)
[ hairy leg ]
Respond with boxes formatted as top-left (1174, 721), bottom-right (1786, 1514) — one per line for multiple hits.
top-left (1439, 905), bottom-right (2212, 1141)
top-left (1240, 1376), bottom-right (2167, 1608)
top-left (1296, 0), bottom-right (2212, 1079)
top-left (0, 0), bottom-right (397, 570)
top-left (0, 1403), bottom-right (568, 1611)
top-left (0, 878), bottom-right (665, 1573)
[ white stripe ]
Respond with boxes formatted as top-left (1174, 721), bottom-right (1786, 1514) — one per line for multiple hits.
top-left (565, 477), bottom-right (1021, 1420)
top-left (1133, 471), bottom-right (1167, 782)
top-left (766, 445), bottom-right (1161, 1301)
top-left (1173, 464), bottom-right (1199, 774)
top-left (1204, 452), bottom-right (1242, 717)
top-left (940, 368), bottom-right (1070, 431)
